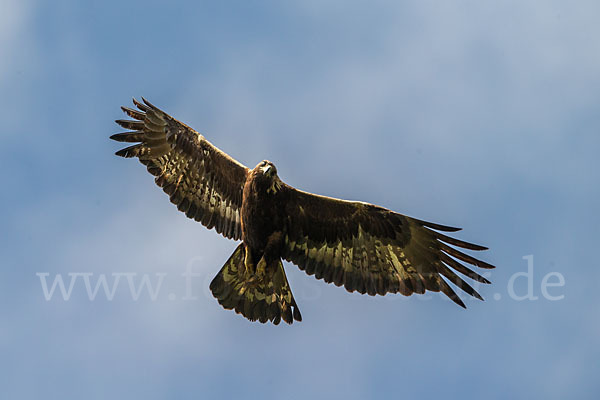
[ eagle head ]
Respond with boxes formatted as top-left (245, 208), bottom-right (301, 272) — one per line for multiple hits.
top-left (253, 160), bottom-right (281, 193)
top-left (255, 160), bottom-right (278, 177)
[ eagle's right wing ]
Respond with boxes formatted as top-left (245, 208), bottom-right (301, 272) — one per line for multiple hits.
top-left (111, 98), bottom-right (249, 240)
top-left (281, 186), bottom-right (495, 307)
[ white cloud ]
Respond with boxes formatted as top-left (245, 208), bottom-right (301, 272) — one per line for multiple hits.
top-left (0, 0), bottom-right (35, 139)
top-left (0, 0), bottom-right (32, 73)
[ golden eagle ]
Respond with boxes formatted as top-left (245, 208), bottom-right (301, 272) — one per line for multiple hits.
top-left (111, 98), bottom-right (495, 325)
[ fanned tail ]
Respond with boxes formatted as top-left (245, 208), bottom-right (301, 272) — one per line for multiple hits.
top-left (210, 243), bottom-right (302, 325)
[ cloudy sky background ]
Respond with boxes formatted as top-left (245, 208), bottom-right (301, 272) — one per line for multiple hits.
top-left (2, 1), bottom-right (599, 398)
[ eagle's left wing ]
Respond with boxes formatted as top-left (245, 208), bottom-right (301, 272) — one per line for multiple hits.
top-left (111, 98), bottom-right (249, 240)
top-left (282, 186), bottom-right (494, 307)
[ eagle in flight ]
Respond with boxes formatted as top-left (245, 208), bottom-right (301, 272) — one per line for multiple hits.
top-left (111, 98), bottom-right (494, 325)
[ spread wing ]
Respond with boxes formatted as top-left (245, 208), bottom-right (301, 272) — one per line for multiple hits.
top-left (111, 98), bottom-right (249, 240)
top-left (282, 186), bottom-right (495, 307)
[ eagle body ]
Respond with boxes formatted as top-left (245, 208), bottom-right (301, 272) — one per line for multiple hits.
top-left (112, 98), bottom-right (495, 325)
top-left (241, 162), bottom-right (285, 256)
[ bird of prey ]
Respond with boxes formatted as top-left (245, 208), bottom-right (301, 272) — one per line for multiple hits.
top-left (111, 98), bottom-right (495, 325)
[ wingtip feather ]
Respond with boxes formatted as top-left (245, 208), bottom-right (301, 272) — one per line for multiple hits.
top-left (414, 218), bottom-right (462, 232)
top-left (115, 144), bottom-right (141, 158)
top-left (115, 148), bottom-right (129, 157)
top-left (435, 232), bottom-right (489, 251)
top-left (141, 96), bottom-right (156, 109)
top-left (132, 97), bottom-right (150, 111)
top-left (454, 296), bottom-right (467, 308)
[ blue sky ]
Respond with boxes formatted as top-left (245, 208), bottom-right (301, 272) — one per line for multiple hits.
top-left (2, 1), bottom-right (599, 399)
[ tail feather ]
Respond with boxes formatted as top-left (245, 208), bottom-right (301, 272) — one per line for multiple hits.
top-left (210, 243), bottom-right (302, 325)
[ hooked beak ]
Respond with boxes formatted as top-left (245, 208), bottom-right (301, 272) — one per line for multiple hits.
top-left (261, 164), bottom-right (272, 175)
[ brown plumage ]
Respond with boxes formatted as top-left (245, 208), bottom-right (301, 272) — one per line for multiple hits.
top-left (112, 98), bottom-right (495, 325)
